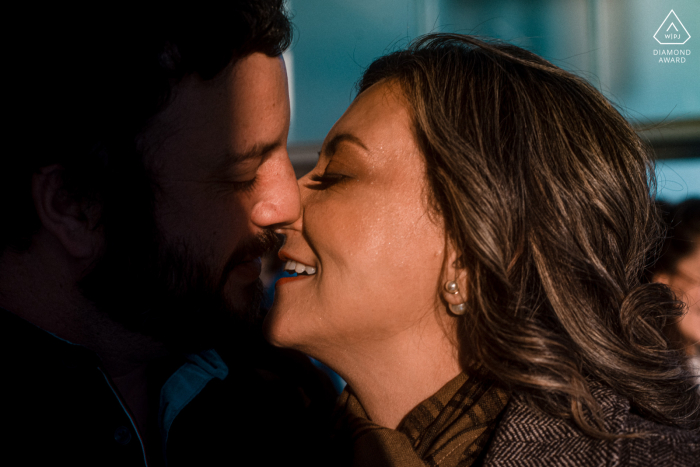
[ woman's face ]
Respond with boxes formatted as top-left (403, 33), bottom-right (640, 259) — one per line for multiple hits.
top-left (264, 82), bottom-right (449, 361)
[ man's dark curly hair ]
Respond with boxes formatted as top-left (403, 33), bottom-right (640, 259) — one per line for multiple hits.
top-left (2, 1), bottom-right (293, 253)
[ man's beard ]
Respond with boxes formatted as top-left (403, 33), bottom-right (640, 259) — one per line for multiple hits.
top-left (79, 218), bottom-right (280, 355)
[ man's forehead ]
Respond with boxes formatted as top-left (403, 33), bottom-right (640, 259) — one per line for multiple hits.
top-left (141, 53), bottom-right (290, 175)
top-left (210, 141), bottom-right (285, 177)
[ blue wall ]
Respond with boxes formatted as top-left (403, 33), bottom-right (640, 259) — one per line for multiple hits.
top-left (656, 158), bottom-right (700, 202)
top-left (287, 0), bottom-right (700, 143)
top-left (286, 0), bottom-right (425, 144)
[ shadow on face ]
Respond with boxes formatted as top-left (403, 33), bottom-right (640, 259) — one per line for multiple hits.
top-left (82, 54), bottom-right (300, 353)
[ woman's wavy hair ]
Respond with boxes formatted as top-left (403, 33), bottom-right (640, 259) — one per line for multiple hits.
top-left (357, 34), bottom-right (700, 436)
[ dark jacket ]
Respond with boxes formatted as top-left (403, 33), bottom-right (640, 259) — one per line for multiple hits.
top-left (483, 385), bottom-right (700, 466)
top-left (332, 372), bottom-right (698, 467)
top-left (1, 308), bottom-right (336, 466)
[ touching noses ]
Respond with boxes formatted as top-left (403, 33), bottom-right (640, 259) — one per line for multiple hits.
top-left (275, 172), bottom-right (311, 237)
top-left (250, 152), bottom-right (301, 229)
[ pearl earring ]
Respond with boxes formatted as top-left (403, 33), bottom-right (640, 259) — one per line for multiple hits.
top-left (445, 281), bottom-right (466, 315)
top-left (444, 281), bottom-right (459, 294)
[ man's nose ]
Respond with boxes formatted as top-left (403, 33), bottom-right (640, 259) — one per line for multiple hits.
top-left (250, 151), bottom-right (301, 229)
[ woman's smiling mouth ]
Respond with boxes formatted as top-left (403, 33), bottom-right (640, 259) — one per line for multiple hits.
top-left (283, 260), bottom-right (317, 275)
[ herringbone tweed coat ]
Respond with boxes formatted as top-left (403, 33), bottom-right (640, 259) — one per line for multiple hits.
top-left (482, 385), bottom-right (699, 466)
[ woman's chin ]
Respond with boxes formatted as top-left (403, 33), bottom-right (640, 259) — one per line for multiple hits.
top-left (262, 301), bottom-right (303, 350)
top-left (262, 304), bottom-right (285, 347)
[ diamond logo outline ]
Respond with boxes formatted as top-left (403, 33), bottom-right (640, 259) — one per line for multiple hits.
top-left (654, 10), bottom-right (691, 45)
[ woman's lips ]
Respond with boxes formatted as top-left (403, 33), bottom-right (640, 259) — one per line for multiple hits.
top-left (277, 250), bottom-right (318, 285)
top-left (283, 259), bottom-right (317, 275)
top-left (275, 274), bottom-right (313, 286)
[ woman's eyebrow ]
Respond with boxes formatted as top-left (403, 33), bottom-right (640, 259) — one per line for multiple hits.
top-left (321, 133), bottom-right (369, 157)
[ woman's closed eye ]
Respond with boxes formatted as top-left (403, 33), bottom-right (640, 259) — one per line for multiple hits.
top-left (307, 172), bottom-right (348, 190)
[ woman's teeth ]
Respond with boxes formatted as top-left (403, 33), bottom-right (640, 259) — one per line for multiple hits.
top-left (284, 260), bottom-right (316, 275)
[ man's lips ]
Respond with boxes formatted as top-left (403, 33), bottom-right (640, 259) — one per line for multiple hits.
top-left (228, 257), bottom-right (263, 283)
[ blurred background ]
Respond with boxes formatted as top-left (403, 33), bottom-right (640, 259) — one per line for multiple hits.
top-left (282, 0), bottom-right (700, 200)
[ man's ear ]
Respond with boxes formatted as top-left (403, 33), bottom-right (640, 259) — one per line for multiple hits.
top-left (32, 165), bottom-right (102, 259)
top-left (442, 245), bottom-right (468, 307)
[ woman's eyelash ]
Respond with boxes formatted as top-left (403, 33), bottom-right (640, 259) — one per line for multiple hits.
top-left (308, 173), bottom-right (346, 189)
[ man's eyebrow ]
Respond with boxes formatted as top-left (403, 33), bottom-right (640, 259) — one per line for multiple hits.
top-left (212, 141), bottom-right (281, 174)
top-left (321, 133), bottom-right (369, 158)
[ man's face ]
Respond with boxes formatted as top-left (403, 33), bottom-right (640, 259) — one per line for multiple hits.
top-left (83, 53), bottom-right (300, 353)
top-left (147, 51), bottom-right (298, 315)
